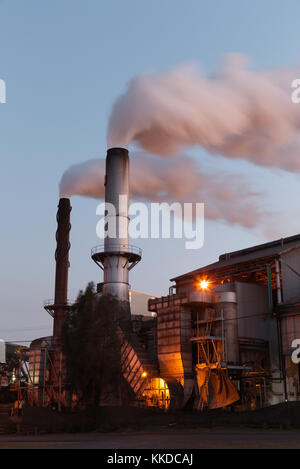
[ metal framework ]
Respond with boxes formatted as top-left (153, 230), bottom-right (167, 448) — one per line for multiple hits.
top-left (191, 309), bottom-right (225, 368)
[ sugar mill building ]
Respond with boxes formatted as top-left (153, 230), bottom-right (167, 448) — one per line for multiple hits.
top-left (27, 148), bottom-right (300, 412)
top-left (148, 234), bottom-right (300, 410)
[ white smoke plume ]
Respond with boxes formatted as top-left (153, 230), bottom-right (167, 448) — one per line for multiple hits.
top-left (60, 153), bottom-right (264, 229)
top-left (60, 54), bottom-right (300, 233)
top-left (107, 54), bottom-right (300, 171)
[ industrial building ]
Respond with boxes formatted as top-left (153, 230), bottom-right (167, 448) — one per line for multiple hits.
top-left (0, 343), bottom-right (29, 391)
top-left (148, 234), bottom-right (300, 410)
top-left (27, 147), bottom-right (300, 412)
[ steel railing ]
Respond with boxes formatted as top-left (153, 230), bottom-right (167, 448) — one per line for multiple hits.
top-left (91, 244), bottom-right (142, 257)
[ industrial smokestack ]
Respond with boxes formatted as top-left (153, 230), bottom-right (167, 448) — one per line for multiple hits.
top-left (45, 198), bottom-right (71, 339)
top-left (103, 147), bottom-right (130, 301)
top-left (91, 148), bottom-right (141, 325)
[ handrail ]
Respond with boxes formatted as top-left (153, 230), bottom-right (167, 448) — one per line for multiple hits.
top-left (91, 244), bottom-right (142, 257)
top-left (43, 299), bottom-right (74, 307)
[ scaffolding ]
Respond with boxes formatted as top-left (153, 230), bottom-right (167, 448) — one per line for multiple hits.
top-left (27, 345), bottom-right (68, 410)
top-left (191, 307), bottom-right (225, 368)
top-left (190, 307), bottom-right (243, 410)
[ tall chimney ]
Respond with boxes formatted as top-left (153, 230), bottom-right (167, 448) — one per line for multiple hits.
top-left (91, 148), bottom-right (141, 324)
top-left (49, 198), bottom-right (72, 339)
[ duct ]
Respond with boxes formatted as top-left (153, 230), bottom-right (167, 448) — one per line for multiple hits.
top-left (53, 198), bottom-right (71, 339)
top-left (195, 366), bottom-right (240, 410)
top-left (215, 291), bottom-right (239, 364)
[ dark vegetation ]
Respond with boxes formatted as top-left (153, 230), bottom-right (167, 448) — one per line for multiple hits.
top-left (5, 401), bottom-right (300, 435)
top-left (61, 282), bottom-right (133, 407)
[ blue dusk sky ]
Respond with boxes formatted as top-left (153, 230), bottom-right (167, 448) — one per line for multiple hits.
top-left (1, 0), bottom-right (300, 343)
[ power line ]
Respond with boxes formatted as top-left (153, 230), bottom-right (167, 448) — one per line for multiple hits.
top-left (0, 326), bottom-right (51, 333)
top-left (1, 310), bottom-right (281, 343)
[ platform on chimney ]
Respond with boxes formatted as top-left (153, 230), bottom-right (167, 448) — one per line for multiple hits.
top-left (91, 244), bottom-right (142, 270)
top-left (43, 299), bottom-right (73, 317)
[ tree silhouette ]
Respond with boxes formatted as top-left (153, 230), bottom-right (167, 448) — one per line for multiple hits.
top-left (62, 282), bottom-right (133, 407)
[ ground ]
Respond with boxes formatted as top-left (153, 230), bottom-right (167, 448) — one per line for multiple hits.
top-left (1, 402), bottom-right (300, 449)
top-left (0, 428), bottom-right (300, 449)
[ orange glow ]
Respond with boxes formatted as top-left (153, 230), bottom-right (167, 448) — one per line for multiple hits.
top-left (199, 280), bottom-right (209, 290)
top-left (141, 377), bottom-right (170, 410)
top-left (142, 371), bottom-right (147, 378)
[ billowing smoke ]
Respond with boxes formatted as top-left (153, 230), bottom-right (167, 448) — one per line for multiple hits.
top-left (60, 153), bottom-right (263, 229)
top-left (60, 159), bottom-right (106, 200)
top-left (107, 54), bottom-right (300, 171)
top-left (60, 54), bottom-right (300, 233)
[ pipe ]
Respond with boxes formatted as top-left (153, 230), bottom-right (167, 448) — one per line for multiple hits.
top-left (275, 258), bottom-right (282, 304)
top-left (216, 292), bottom-right (239, 364)
top-left (277, 316), bottom-right (288, 401)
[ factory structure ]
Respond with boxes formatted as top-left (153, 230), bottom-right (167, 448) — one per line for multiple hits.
top-left (149, 235), bottom-right (300, 410)
top-left (27, 148), bottom-right (300, 412)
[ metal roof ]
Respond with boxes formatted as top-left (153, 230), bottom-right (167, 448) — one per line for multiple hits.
top-left (171, 233), bottom-right (300, 282)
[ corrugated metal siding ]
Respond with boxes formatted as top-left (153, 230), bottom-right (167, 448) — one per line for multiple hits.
top-left (235, 281), bottom-right (281, 370)
top-left (281, 249), bottom-right (300, 302)
top-left (281, 315), bottom-right (300, 355)
top-left (236, 282), bottom-right (269, 339)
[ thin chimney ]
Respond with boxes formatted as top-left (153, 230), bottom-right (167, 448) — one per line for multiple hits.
top-left (53, 197), bottom-right (71, 339)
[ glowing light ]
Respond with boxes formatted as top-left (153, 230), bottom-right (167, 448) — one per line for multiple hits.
top-left (142, 371), bottom-right (147, 378)
top-left (199, 280), bottom-right (209, 290)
